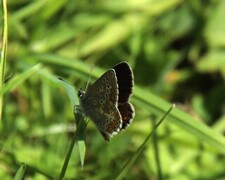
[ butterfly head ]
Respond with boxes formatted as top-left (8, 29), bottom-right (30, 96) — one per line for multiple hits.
top-left (78, 89), bottom-right (85, 98)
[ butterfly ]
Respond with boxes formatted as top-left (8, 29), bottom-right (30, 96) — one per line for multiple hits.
top-left (78, 62), bottom-right (135, 141)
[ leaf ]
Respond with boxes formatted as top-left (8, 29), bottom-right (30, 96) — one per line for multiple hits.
top-left (13, 163), bottom-right (26, 180)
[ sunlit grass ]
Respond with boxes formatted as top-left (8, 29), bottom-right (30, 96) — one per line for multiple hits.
top-left (1, 0), bottom-right (225, 179)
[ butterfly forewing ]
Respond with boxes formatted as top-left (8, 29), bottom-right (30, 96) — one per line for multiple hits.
top-left (84, 70), bottom-right (118, 104)
top-left (79, 69), bottom-right (122, 140)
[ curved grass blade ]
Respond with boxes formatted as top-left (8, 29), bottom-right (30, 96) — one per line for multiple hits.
top-left (57, 78), bottom-right (86, 180)
top-left (0, 63), bottom-right (42, 95)
top-left (133, 87), bottom-right (225, 154)
top-left (116, 104), bottom-right (175, 180)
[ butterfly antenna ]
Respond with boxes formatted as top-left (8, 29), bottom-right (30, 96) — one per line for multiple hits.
top-left (85, 64), bottom-right (94, 92)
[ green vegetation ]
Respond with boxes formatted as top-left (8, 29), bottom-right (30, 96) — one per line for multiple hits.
top-left (1, 0), bottom-right (225, 179)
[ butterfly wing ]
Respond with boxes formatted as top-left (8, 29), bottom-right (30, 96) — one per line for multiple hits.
top-left (85, 69), bottom-right (118, 104)
top-left (113, 62), bottom-right (133, 102)
top-left (79, 69), bottom-right (122, 140)
top-left (87, 100), bottom-right (122, 141)
top-left (113, 62), bottom-right (135, 130)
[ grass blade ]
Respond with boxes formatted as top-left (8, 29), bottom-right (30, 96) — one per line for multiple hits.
top-left (58, 79), bottom-right (86, 179)
top-left (0, 63), bottom-right (42, 95)
top-left (0, 0), bottom-right (8, 121)
top-left (13, 163), bottom-right (26, 180)
top-left (134, 87), bottom-right (225, 153)
top-left (117, 104), bottom-right (175, 180)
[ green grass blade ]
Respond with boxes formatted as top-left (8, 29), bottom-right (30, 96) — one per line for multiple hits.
top-left (77, 140), bottom-right (86, 168)
top-left (12, 0), bottom-right (46, 21)
top-left (133, 87), bottom-right (225, 153)
top-left (13, 163), bottom-right (26, 180)
top-left (58, 132), bottom-right (77, 180)
top-left (58, 78), bottom-right (79, 107)
top-left (0, 0), bottom-right (8, 121)
top-left (117, 104), bottom-right (175, 180)
top-left (0, 63), bottom-right (42, 95)
top-left (58, 79), bottom-right (86, 179)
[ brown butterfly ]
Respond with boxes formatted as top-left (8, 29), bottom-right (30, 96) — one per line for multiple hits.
top-left (78, 62), bottom-right (135, 140)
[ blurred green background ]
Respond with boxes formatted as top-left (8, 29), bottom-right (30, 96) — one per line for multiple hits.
top-left (1, 0), bottom-right (225, 179)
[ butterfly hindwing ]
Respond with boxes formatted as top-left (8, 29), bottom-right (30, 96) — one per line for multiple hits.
top-left (113, 62), bottom-right (134, 130)
top-left (85, 98), bottom-right (122, 140)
